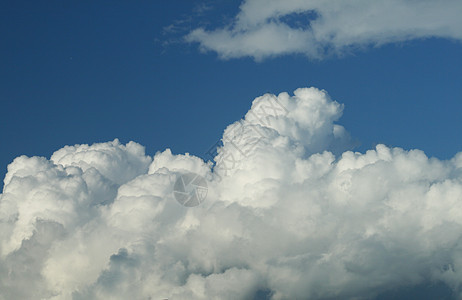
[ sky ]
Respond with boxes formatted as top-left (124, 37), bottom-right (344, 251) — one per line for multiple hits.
top-left (1, 0), bottom-right (462, 181)
top-left (1, 1), bottom-right (462, 299)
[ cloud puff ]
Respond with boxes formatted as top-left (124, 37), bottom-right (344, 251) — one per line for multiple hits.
top-left (186, 0), bottom-right (462, 60)
top-left (1, 87), bottom-right (462, 299)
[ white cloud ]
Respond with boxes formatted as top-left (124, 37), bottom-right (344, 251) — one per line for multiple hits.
top-left (186, 0), bottom-right (462, 60)
top-left (1, 87), bottom-right (462, 299)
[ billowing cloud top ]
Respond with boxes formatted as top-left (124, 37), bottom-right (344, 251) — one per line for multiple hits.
top-left (2, 87), bottom-right (462, 299)
top-left (186, 0), bottom-right (462, 60)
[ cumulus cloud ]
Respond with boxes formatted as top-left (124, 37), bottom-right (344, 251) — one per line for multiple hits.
top-left (186, 0), bottom-right (462, 60)
top-left (1, 87), bottom-right (462, 299)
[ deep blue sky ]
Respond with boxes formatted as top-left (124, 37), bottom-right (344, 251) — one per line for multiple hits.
top-left (1, 0), bottom-right (461, 184)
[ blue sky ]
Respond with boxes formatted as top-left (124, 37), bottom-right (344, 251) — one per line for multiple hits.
top-left (1, 1), bottom-right (461, 182)
top-left (2, 1), bottom-right (462, 299)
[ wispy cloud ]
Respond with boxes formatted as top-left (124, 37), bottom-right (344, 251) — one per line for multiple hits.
top-left (186, 0), bottom-right (462, 60)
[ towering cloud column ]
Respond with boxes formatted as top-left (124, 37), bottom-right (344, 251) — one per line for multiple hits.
top-left (1, 87), bottom-right (462, 299)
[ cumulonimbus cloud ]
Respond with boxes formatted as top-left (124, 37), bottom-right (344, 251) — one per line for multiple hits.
top-left (186, 0), bottom-right (462, 60)
top-left (1, 87), bottom-right (462, 299)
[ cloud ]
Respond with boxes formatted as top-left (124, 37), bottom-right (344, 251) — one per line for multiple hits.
top-left (1, 87), bottom-right (462, 299)
top-left (185, 0), bottom-right (462, 60)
